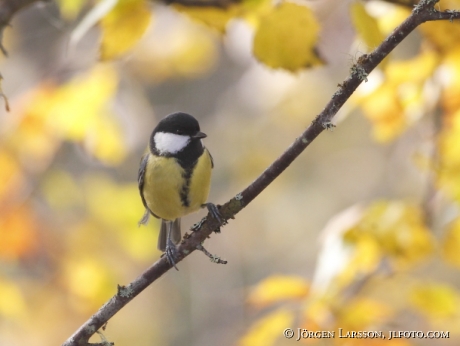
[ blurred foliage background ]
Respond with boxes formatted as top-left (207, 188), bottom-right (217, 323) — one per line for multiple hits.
top-left (1, 0), bottom-right (460, 345)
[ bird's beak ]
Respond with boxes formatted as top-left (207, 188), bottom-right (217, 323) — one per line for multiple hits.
top-left (193, 131), bottom-right (207, 139)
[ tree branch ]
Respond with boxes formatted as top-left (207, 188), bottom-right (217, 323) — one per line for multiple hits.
top-left (62, 1), bottom-right (460, 345)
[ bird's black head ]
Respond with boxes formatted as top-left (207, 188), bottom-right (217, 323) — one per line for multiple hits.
top-left (150, 112), bottom-right (207, 163)
top-left (154, 112), bottom-right (202, 137)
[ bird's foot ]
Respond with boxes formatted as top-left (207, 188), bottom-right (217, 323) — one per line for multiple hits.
top-left (191, 203), bottom-right (226, 232)
top-left (204, 203), bottom-right (223, 224)
top-left (191, 216), bottom-right (207, 232)
top-left (203, 203), bottom-right (226, 232)
top-left (165, 239), bottom-right (179, 271)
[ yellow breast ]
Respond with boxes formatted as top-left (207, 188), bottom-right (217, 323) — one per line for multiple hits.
top-left (142, 149), bottom-right (212, 221)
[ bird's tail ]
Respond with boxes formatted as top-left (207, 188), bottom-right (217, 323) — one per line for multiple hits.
top-left (157, 218), bottom-right (181, 251)
top-left (138, 209), bottom-right (150, 226)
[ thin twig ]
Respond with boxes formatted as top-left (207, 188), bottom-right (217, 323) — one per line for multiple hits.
top-left (196, 243), bottom-right (228, 264)
top-left (62, 2), bottom-right (460, 345)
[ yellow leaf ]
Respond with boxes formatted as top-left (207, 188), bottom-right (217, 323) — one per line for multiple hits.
top-left (38, 65), bottom-right (117, 139)
top-left (20, 65), bottom-right (125, 164)
top-left (100, 0), bottom-right (152, 60)
top-left (410, 283), bottom-right (460, 318)
top-left (84, 174), bottom-right (142, 227)
top-left (83, 174), bottom-right (157, 260)
top-left (336, 235), bottom-right (382, 288)
top-left (247, 275), bottom-right (309, 308)
top-left (0, 205), bottom-right (39, 261)
top-left (376, 6), bottom-right (411, 37)
top-left (442, 218), bottom-right (460, 267)
top-left (419, 18), bottom-right (460, 53)
top-left (439, 0), bottom-right (460, 9)
top-left (338, 298), bottom-right (392, 330)
top-left (174, 5), bottom-right (239, 33)
top-left (440, 47), bottom-right (460, 115)
top-left (6, 87), bottom-right (61, 164)
top-left (56, 0), bottom-right (88, 20)
top-left (239, 0), bottom-right (273, 26)
top-left (62, 256), bottom-right (116, 312)
top-left (0, 280), bottom-right (27, 319)
top-left (345, 201), bottom-right (434, 267)
top-left (360, 83), bottom-right (405, 142)
top-left (386, 50), bottom-right (439, 84)
top-left (358, 51), bottom-right (439, 142)
top-left (239, 309), bottom-right (294, 346)
top-left (302, 298), bottom-right (332, 329)
top-left (253, 2), bottom-right (323, 71)
top-left (174, 0), bottom-right (271, 32)
top-left (350, 3), bottom-right (385, 51)
top-left (0, 150), bottom-right (24, 203)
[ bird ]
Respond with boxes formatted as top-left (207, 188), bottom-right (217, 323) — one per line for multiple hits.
top-left (138, 112), bottom-right (221, 269)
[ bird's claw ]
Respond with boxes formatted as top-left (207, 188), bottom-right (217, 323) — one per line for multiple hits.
top-left (191, 217), bottom-right (207, 232)
top-left (192, 204), bottom-right (226, 233)
top-left (165, 240), bottom-right (179, 271)
top-left (204, 203), bottom-right (225, 225)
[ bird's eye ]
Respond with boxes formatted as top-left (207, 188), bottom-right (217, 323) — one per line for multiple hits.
top-left (176, 129), bottom-right (183, 135)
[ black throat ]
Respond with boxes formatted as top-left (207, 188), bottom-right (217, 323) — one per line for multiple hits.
top-left (150, 135), bottom-right (204, 170)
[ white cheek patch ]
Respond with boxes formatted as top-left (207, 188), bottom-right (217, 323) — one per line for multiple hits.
top-left (154, 132), bottom-right (190, 154)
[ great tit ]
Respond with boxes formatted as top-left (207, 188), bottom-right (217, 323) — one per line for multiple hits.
top-left (138, 112), bottom-right (221, 269)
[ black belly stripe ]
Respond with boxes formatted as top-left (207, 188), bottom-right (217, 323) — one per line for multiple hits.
top-left (180, 167), bottom-right (194, 207)
top-left (175, 141), bottom-right (204, 208)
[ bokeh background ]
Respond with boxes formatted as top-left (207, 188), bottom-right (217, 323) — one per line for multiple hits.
top-left (1, 0), bottom-right (460, 345)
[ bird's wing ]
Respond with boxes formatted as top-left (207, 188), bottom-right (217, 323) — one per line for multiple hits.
top-left (138, 153), bottom-right (150, 209)
top-left (138, 153), bottom-right (159, 224)
top-left (206, 148), bottom-right (214, 168)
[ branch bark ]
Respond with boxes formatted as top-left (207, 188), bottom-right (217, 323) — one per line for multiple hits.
top-left (62, 1), bottom-right (460, 345)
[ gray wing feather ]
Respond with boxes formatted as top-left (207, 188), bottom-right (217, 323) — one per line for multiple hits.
top-left (138, 153), bottom-right (159, 225)
top-left (206, 148), bottom-right (214, 168)
top-left (138, 153), bottom-right (149, 209)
